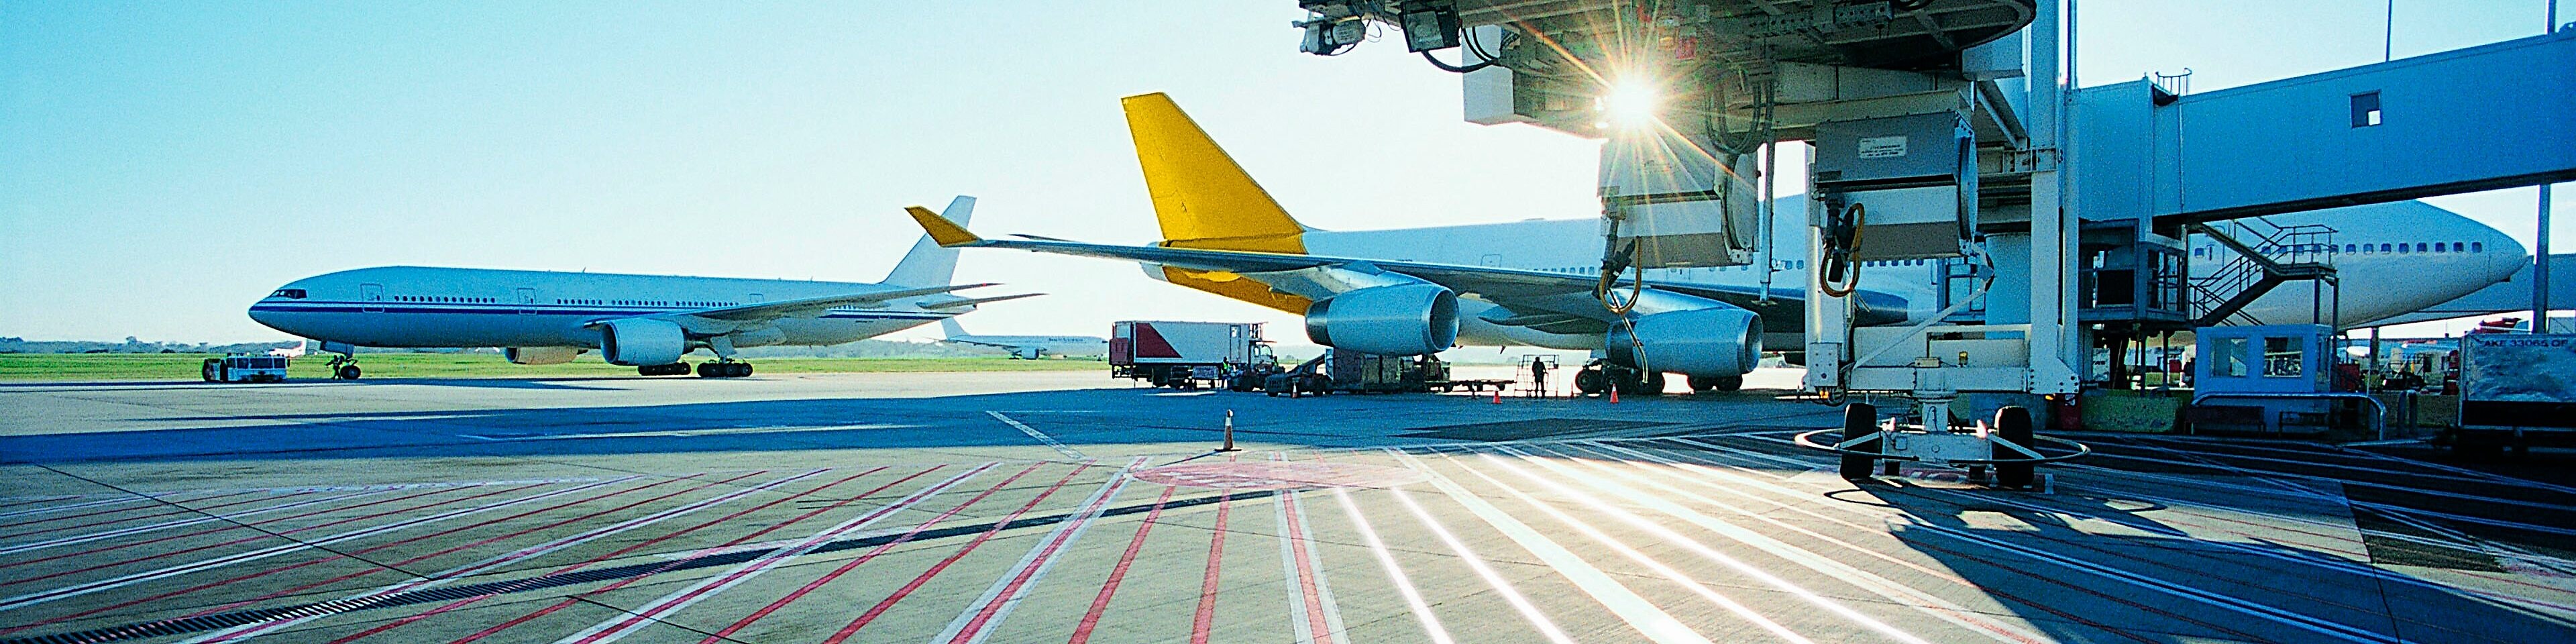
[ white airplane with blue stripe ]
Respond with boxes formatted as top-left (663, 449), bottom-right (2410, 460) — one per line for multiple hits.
top-left (248, 197), bottom-right (1029, 379)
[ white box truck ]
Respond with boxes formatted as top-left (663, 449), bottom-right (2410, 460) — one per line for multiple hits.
top-left (1110, 321), bottom-right (1269, 389)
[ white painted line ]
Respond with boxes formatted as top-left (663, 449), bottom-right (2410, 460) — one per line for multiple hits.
top-left (1390, 451), bottom-right (1714, 644)
top-left (1432, 451), bottom-right (1817, 644)
top-left (455, 424), bottom-right (903, 442)
top-left (549, 463), bottom-right (998, 644)
top-left (1331, 486), bottom-right (1455, 644)
top-left (0, 496), bottom-right (152, 520)
top-left (0, 488), bottom-right (391, 555)
top-left (1385, 485), bottom-right (1578, 644)
top-left (182, 470), bottom-right (830, 643)
top-left (1269, 453), bottom-right (1345, 644)
top-left (935, 457), bottom-right (1148, 644)
top-left (0, 476), bottom-right (642, 613)
top-left (1474, 449), bottom-right (1936, 644)
top-left (987, 411), bottom-right (1085, 460)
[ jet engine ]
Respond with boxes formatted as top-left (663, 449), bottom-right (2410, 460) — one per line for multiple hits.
top-left (1605, 308), bottom-right (1762, 377)
top-left (600, 319), bottom-right (688, 366)
top-left (1303, 284), bottom-right (1458, 356)
top-left (504, 347), bottom-right (581, 365)
top-left (1011, 347), bottom-right (1044, 360)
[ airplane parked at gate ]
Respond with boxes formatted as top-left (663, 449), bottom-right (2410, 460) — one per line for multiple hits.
top-left (936, 319), bottom-right (1108, 360)
top-left (908, 93), bottom-right (2527, 395)
top-left (250, 197), bottom-right (1034, 380)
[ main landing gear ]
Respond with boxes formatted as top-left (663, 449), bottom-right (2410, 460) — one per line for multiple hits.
top-left (696, 361), bottom-right (753, 378)
top-left (325, 350), bottom-right (361, 380)
top-left (637, 363), bottom-right (690, 376)
top-left (1573, 363), bottom-right (1666, 397)
top-left (1687, 374), bottom-right (1744, 392)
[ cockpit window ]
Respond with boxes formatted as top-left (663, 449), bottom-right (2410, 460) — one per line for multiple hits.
top-left (271, 288), bottom-right (307, 299)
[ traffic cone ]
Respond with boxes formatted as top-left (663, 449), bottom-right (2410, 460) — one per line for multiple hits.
top-left (1491, 389), bottom-right (1501, 404)
top-left (1609, 385), bottom-right (1619, 404)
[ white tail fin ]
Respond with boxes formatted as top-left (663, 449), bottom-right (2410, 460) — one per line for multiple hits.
top-left (884, 196), bottom-right (976, 286)
top-left (939, 317), bottom-right (967, 339)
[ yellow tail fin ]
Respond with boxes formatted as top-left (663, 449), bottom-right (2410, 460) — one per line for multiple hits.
top-left (1123, 93), bottom-right (1307, 255)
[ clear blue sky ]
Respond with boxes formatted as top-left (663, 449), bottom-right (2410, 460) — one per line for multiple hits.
top-left (2, 1), bottom-right (2565, 343)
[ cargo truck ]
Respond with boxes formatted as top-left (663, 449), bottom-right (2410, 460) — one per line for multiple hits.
top-left (1110, 321), bottom-right (1270, 389)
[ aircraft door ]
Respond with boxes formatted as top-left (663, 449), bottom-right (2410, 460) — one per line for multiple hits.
top-left (516, 288), bottom-right (537, 315)
top-left (361, 283), bottom-right (384, 313)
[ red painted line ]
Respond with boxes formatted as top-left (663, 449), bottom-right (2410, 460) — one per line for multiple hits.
top-left (690, 464), bottom-right (1040, 644)
top-left (0, 479), bottom-right (637, 636)
top-left (1281, 490), bottom-right (1332, 644)
top-left (328, 467), bottom-right (890, 644)
top-left (0, 486), bottom-right (460, 573)
top-left (1067, 485), bottom-right (1175, 644)
top-left (443, 466), bottom-right (954, 644)
top-left (944, 462), bottom-right (1140, 644)
top-left (0, 490), bottom-right (278, 539)
top-left (1190, 490), bottom-right (1232, 644)
top-left (822, 464), bottom-right (1091, 644)
top-left (0, 486), bottom-right (481, 588)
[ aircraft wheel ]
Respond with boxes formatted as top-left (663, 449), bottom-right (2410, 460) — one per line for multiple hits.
top-left (1994, 406), bottom-right (2035, 488)
top-left (203, 361), bottom-right (219, 382)
top-left (1688, 374), bottom-right (1721, 392)
top-left (1645, 372), bottom-right (1668, 396)
top-left (335, 364), bottom-right (362, 380)
top-left (1715, 376), bottom-right (1743, 392)
top-left (696, 362), bottom-right (718, 378)
top-left (732, 363), bottom-right (752, 378)
top-left (1839, 402), bottom-right (1880, 480)
top-left (1574, 368), bottom-right (1607, 396)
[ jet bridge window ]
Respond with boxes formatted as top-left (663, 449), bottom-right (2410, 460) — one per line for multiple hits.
top-left (2351, 91), bottom-right (2381, 127)
top-left (2263, 336), bottom-right (2304, 378)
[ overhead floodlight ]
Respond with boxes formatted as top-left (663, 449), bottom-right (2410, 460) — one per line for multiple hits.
top-left (1399, 7), bottom-right (1460, 52)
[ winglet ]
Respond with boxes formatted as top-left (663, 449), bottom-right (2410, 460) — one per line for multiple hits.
top-left (908, 206), bottom-right (983, 246)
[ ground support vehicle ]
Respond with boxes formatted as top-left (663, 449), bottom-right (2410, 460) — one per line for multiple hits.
top-left (2453, 333), bottom-right (2576, 456)
top-left (1794, 403), bottom-right (2090, 489)
top-left (1110, 321), bottom-right (1268, 389)
top-left (202, 354), bottom-right (290, 383)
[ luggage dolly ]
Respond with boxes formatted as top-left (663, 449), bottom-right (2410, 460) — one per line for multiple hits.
top-left (1792, 402), bottom-right (2090, 488)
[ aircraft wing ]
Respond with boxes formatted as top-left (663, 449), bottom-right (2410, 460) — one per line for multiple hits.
top-left (907, 207), bottom-right (1906, 328)
top-left (938, 336), bottom-right (1019, 349)
top-left (582, 284), bottom-right (996, 333)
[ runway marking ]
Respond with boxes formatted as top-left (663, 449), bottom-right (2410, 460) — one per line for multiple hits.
top-left (557, 462), bottom-right (1006, 644)
top-left (1573, 442), bottom-right (2398, 642)
top-left (1392, 451), bottom-right (1715, 644)
top-left (178, 470), bottom-right (807, 643)
top-left (1271, 457), bottom-right (1343, 644)
top-left (0, 482), bottom-right (579, 637)
top-left (1503, 446), bottom-right (2038, 643)
top-left (826, 464), bottom-right (1097, 643)
top-left (1330, 486), bottom-right (1454, 644)
top-left (1431, 450), bottom-right (1817, 644)
top-left (0, 496), bottom-right (150, 521)
top-left (0, 476), bottom-right (639, 614)
top-left (1384, 482), bottom-right (1578, 644)
top-left (0, 490), bottom-right (248, 528)
top-left (0, 488), bottom-right (388, 556)
top-left (1187, 453), bottom-right (1246, 644)
top-left (987, 411), bottom-right (1086, 460)
top-left (1069, 485), bottom-right (1177, 644)
top-left (0, 484), bottom-right (499, 576)
top-left (327, 467), bottom-right (891, 644)
top-left (936, 458), bottom-right (1148, 644)
top-left (0, 490), bottom-right (272, 539)
top-left (454, 424), bottom-right (902, 442)
top-left (688, 463), bottom-right (1028, 644)
top-left (0, 496), bottom-right (87, 511)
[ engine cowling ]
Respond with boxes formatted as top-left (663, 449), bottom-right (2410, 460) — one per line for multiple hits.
top-left (600, 319), bottom-right (688, 366)
top-left (504, 347), bottom-right (581, 365)
top-left (1605, 308), bottom-right (1762, 377)
top-left (1303, 284), bottom-right (1458, 356)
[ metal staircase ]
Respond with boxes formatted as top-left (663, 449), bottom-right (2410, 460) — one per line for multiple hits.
top-left (2188, 219), bottom-right (2341, 327)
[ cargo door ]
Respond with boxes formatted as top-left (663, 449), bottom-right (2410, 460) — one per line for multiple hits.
top-left (361, 283), bottom-right (384, 313)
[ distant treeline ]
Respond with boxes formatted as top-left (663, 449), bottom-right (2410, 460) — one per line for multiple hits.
top-left (0, 336), bottom-right (1010, 358)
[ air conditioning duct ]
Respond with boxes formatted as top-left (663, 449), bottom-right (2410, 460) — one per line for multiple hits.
top-left (599, 319), bottom-right (688, 366)
top-left (1605, 308), bottom-right (1762, 376)
top-left (1303, 284), bottom-right (1459, 356)
top-left (504, 347), bottom-right (581, 365)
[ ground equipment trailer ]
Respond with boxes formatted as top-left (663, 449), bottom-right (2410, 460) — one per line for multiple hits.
top-left (1109, 321), bottom-right (1269, 389)
top-left (2455, 333), bottom-right (2576, 455)
top-left (202, 354), bottom-right (289, 383)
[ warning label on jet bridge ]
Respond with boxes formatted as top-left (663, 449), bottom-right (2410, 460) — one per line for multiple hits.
top-left (1858, 136), bottom-right (1909, 158)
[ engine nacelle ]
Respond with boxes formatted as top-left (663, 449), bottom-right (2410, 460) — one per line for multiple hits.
top-left (1605, 308), bottom-right (1762, 377)
top-left (1011, 347), bottom-right (1044, 360)
top-left (504, 347), bottom-right (581, 365)
top-left (600, 319), bottom-right (688, 366)
top-left (1303, 284), bottom-right (1458, 356)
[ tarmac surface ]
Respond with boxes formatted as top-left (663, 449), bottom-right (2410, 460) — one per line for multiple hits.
top-left (1, 370), bottom-right (2570, 643)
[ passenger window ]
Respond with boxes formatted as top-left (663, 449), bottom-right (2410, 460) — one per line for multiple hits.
top-left (2416, 243), bottom-right (2427, 252)
top-left (2473, 241), bottom-right (2483, 252)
